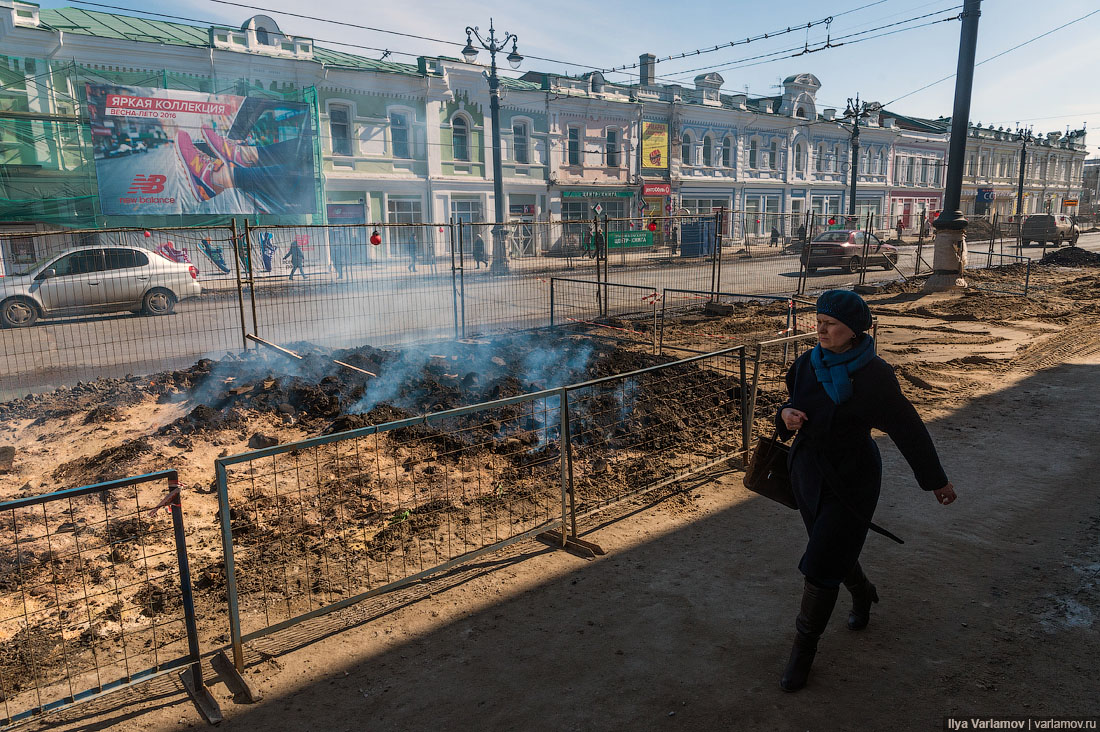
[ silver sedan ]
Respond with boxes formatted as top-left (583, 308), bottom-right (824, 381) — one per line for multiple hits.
top-left (1, 245), bottom-right (202, 328)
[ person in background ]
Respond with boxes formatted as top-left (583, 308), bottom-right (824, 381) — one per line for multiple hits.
top-left (797, 223), bottom-right (807, 249)
top-left (895, 218), bottom-right (904, 243)
top-left (771, 226), bottom-right (781, 247)
top-left (472, 234), bottom-right (489, 269)
top-left (775, 289), bottom-right (957, 692)
top-left (284, 239), bottom-right (306, 281)
top-left (407, 233), bottom-right (418, 273)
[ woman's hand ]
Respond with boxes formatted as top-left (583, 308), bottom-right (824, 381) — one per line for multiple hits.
top-left (933, 482), bottom-right (957, 505)
top-left (781, 408), bottom-right (808, 431)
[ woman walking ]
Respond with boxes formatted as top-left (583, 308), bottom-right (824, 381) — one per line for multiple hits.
top-left (775, 289), bottom-right (956, 692)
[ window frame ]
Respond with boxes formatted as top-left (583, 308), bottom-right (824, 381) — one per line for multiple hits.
top-left (389, 111), bottom-right (411, 159)
top-left (748, 138), bottom-right (758, 169)
top-left (451, 114), bottom-right (471, 162)
top-left (721, 136), bottom-right (732, 168)
top-left (605, 127), bottom-right (620, 168)
top-left (702, 134), bottom-right (714, 168)
top-left (328, 104), bottom-right (352, 156)
top-left (512, 121), bottom-right (530, 165)
top-left (566, 126), bottom-right (581, 166)
top-left (681, 131), bottom-right (694, 166)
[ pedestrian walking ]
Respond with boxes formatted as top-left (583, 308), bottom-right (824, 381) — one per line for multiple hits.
top-left (895, 219), bottom-right (904, 243)
top-left (472, 234), bottom-right (489, 268)
top-left (771, 226), bottom-right (781, 248)
top-left (797, 223), bottom-right (807, 247)
top-left (407, 233), bottom-right (418, 272)
top-left (774, 289), bottom-right (957, 692)
top-left (284, 239), bottom-right (306, 280)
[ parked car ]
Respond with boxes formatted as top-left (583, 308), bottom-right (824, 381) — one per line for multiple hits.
top-left (0, 246), bottom-right (201, 328)
top-left (800, 230), bottom-right (898, 274)
top-left (1020, 214), bottom-right (1079, 246)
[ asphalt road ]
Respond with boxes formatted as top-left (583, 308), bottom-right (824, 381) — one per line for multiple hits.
top-left (3, 231), bottom-right (1098, 397)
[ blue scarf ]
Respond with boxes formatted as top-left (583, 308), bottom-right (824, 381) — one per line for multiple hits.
top-left (810, 336), bottom-right (876, 404)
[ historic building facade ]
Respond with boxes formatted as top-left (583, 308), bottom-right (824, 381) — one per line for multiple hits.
top-left (1, 0), bottom-right (1089, 256)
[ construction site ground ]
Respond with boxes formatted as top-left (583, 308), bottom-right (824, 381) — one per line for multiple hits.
top-left (5, 250), bottom-right (1100, 732)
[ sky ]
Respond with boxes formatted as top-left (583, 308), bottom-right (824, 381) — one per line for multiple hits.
top-left (39, 0), bottom-right (1100, 157)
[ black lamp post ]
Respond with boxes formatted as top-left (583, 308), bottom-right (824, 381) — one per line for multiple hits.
top-left (462, 20), bottom-right (522, 275)
top-left (840, 95), bottom-right (881, 221)
top-left (1014, 127), bottom-right (1033, 223)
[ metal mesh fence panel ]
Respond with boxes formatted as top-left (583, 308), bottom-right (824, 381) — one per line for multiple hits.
top-left (563, 348), bottom-right (749, 519)
top-left (0, 472), bottom-right (208, 726)
top-left (214, 389), bottom-right (568, 670)
top-left (549, 278), bottom-right (658, 351)
top-left (0, 226), bottom-right (244, 399)
top-left (745, 333), bottom-right (820, 445)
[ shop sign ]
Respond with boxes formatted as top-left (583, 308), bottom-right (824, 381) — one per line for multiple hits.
top-left (1063, 199), bottom-right (1079, 206)
top-left (509, 204), bottom-right (536, 215)
top-left (327, 203), bottom-right (366, 220)
top-left (641, 122), bottom-right (669, 170)
top-left (642, 183), bottom-right (671, 196)
top-left (976, 188), bottom-right (995, 203)
top-left (562, 190), bottom-right (634, 198)
top-left (584, 230), bottom-right (653, 249)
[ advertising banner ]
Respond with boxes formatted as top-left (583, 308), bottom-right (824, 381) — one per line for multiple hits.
top-left (641, 122), bottom-right (668, 170)
top-left (85, 83), bottom-right (317, 216)
top-left (642, 182), bottom-right (671, 196)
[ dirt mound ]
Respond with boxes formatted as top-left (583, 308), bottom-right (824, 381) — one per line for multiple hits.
top-left (1037, 247), bottom-right (1100, 267)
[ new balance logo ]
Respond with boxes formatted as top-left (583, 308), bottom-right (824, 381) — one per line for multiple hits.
top-left (127, 174), bottom-right (167, 194)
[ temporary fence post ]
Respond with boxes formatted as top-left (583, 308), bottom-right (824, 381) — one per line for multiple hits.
top-left (592, 214), bottom-right (603, 318)
top-left (558, 388), bottom-right (576, 542)
top-left (231, 220), bottom-right (248, 350)
top-left (783, 301), bottom-right (793, 363)
top-left (449, 219), bottom-right (459, 340)
top-left (658, 289), bottom-right (668, 356)
top-left (651, 291), bottom-right (658, 354)
top-left (1024, 259), bottom-right (1031, 296)
top-left (458, 223), bottom-right (467, 339)
top-left (988, 212), bottom-right (997, 268)
top-left (739, 347), bottom-right (751, 456)
top-left (550, 278), bottom-right (556, 329)
top-left (214, 461), bottom-right (246, 673)
top-left (602, 214), bottom-right (610, 315)
top-left (245, 223), bottom-right (259, 337)
top-left (170, 473), bottom-right (223, 724)
top-left (859, 212), bottom-right (871, 286)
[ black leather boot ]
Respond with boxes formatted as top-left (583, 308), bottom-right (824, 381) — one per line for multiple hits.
top-left (843, 562), bottom-right (879, 631)
top-left (780, 579), bottom-right (839, 692)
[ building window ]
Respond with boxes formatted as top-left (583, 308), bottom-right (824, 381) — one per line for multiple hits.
top-left (769, 140), bottom-right (779, 170)
top-left (795, 143), bottom-right (806, 174)
top-left (721, 137), bottom-right (732, 168)
top-left (567, 127), bottom-right (581, 166)
top-left (386, 197), bottom-right (422, 255)
top-left (390, 112), bottom-right (410, 159)
top-left (748, 138), bottom-right (758, 169)
top-left (513, 122), bottom-right (529, 164)
top-left (796, 106), bottom-right (807, 119)
top-left (816, 143), bottom-right (825, 173)
top-left (329, 105), bottom-right (351, 156)
top-left (832, 144), bottom-right (843, 172)
top-left (681, 133), bottom-right (692, 165)
top-left (702, 135), bottom-right (713, 167)
top-left (859, 149), bottom-right (869, 175)
top-left (606, 128), bottom-right (620, 167)
top-left (452, 116), bottom-right (469, 161)
top-left (905, 157), bottom-right (915, 184)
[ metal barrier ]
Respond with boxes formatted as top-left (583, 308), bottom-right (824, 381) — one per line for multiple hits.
top-left (745, 333), bottom-right (821, 442)
top-left (655, 290), bottom-right (817, 356)
top-left (0, 471), bottom-right (219, 728)
top-left (963, 250), bottom-right (1032, 296)
top-left (549, 278), bottom-right (659, 351)
top-left (213, 345), bottom-right (749, 673)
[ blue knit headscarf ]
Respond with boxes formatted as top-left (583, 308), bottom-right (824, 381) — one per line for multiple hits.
top-left (811, 290), bottom-right (876, 404)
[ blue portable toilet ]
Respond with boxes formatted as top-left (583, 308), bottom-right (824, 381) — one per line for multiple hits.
top-left (679, 220), bottom-right (715, 257)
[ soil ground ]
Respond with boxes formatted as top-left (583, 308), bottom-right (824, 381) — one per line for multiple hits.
top-left (4, 251), bottom-right (1100, 731)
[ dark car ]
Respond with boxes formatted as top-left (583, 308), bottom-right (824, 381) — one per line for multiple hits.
top-left (800, 230), bottom-right (898, 274)
top-left (1021, 214), bottom-right (1079, 247)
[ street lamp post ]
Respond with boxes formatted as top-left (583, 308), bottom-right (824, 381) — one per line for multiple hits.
top-left (841, 96), bottom-right (881, 222)
top-left (1014, 128), bottom-right (1032, 222)
top-left (924, 0), bottom-right (982, 292)
top-left (462, 20), bottom-right (523, 275)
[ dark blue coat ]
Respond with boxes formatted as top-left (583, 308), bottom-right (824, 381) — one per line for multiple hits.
top-left (776, 347), bottom-right (947, 586)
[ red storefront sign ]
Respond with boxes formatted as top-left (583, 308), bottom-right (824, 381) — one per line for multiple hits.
top-left (642, 183), bottom-right (671, 196)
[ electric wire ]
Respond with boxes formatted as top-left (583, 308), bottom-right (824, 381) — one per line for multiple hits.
top-left (884, 7), bottom-right (1100, 106)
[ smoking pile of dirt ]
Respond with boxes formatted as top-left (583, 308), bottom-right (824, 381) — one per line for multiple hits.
top-left (1037, 247), bottom-right (1100, 267)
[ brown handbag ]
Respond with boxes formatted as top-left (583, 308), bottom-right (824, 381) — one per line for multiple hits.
top-left (743, 432), bottom-right (798, 510)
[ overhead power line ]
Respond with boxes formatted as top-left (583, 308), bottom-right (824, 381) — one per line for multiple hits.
top-left (884, 7), bottom-right (1100, 106)
top-left (602, 0), bottom-right (893, 74)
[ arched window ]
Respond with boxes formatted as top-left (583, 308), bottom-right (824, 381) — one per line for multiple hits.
top-left (702, 135), bottom-right (713, 167)
top-left (796, 106), bottom-right (807, 119)
top-left (833, 143), bottom-right (844, 172)
top-left (748, 138), bottom-right (758, 168)
top-left (721, 137), bottom-right (732, 168)
top-left (860, 148), bottom-right (870, 174)
top-left (451, 116), bottom-right (469, 161)
top-left (879, 150), bottom-right (887, 176)
top-left (815, 143), bottom-right (825, 173)
top-left (606, 128), bottom-right (620, 167)
top-left (681, 133), bottom-right (693, 165)
top-left (795, 143), bottom-right (806, 174)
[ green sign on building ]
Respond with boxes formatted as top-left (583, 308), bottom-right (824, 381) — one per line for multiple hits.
top-left (562, 190), bottom-right (635, 198)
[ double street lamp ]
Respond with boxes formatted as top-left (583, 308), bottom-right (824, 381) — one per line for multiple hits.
top-left (839, 95), bottom-right (881, 222)
top-left (462, 20), bottom-right (522, 275)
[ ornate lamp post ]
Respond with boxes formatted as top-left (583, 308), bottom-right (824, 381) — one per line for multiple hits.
top-left (840, 95), bottom-right (881, 222)
top-left (1014, 127), bottom-right (1033, 223)
top-left (462, 20), bottom-right (522, 275)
